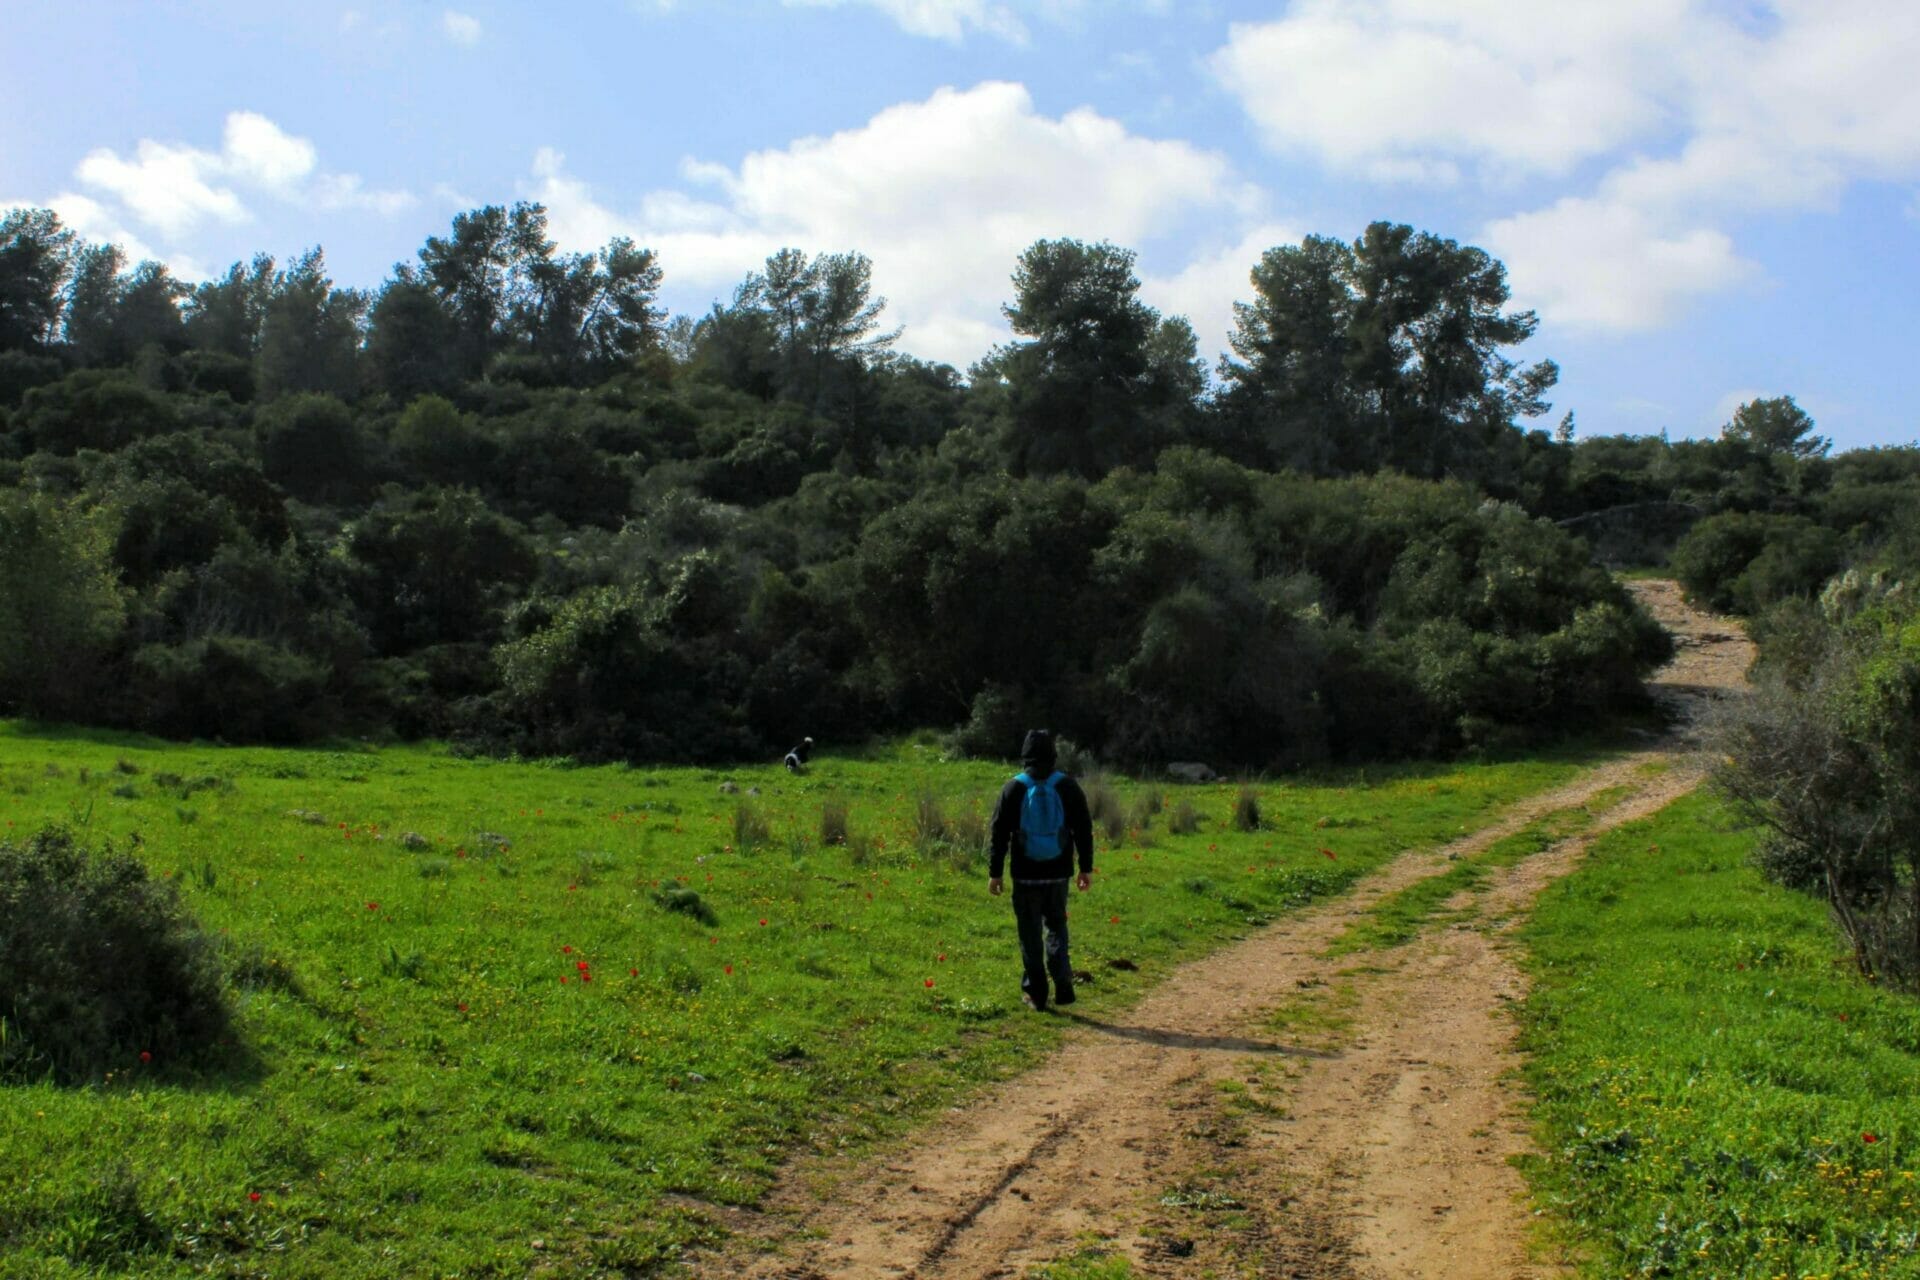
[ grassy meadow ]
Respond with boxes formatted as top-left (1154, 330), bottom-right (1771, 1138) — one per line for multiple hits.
top-left (1521, 790), bottom-right (1920, 1278)
top-left (0, 722), bottom-right (1599, 1279)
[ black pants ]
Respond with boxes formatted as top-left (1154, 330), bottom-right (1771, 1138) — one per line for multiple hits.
top-left (1011, 879), bottom-right (1074, 1007)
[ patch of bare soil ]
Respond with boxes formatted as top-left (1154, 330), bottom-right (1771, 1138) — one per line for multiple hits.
top-left (695, 581), bottom-right (1749, 1280)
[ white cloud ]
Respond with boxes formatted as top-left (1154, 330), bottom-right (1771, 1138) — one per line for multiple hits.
top-left (1211, 0), bottom-right (1693, 180)
top-left (30, 192), bottom-right (162, 265)
top-left (313, 173), bottom-right (417, 217)
top-left (647, 0), bottom-right (1158, 43)
top-left (441, 9), bottom-right (483, 45)
top-left (1212, 0), bottom-right (1920, 334)
top-left (1140, 222), bottom-right (1301, 371)
top-left (75, 140), bottom-right (248, 239)
top-left (782, 0), bottom-right (1026, 42)
top-left (50, 112), bottom-right (412, 257)
top-left (525, 82), bottom-right (1260, 367)
top-left (1483, 195), bottom-right (1757, 334)
top-left (222, 112), bottom-right (318, 191)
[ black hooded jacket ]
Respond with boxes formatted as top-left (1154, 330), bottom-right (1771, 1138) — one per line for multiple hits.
top-left (989, 730), bottom-right (1094, 882)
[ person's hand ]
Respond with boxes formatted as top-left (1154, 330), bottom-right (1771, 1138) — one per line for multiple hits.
top-left (1076, 872), bottom-right (1091, 892)
top-left (989, 877), bottom-right (1003, 896)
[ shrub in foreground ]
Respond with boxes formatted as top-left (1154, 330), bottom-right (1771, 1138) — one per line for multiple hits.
top-left (0, 826), bottom-right (232, 1082)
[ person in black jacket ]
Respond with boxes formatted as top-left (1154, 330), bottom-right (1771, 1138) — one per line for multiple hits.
top-left (989, 729), bottom-right (1094, 1011)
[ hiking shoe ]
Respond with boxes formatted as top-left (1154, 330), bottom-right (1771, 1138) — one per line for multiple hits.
top-left (1021, 991), bottom-right (1047, 1012)
top-left (1053, 990), bottom-right (1076, 1007)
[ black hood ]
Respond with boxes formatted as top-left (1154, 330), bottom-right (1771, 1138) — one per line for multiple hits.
top-left (1021, 729), bottom-right (1056, 776)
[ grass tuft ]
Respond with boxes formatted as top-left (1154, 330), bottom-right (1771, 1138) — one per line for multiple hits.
top-left (1168, 799), bottom-right (1201, 835)
top-left (733, 802), bottom-right (772, 853)
top-left (1232, 785), bottom-right (1262, 832)
top-left (820, 796), bottom-right (850, 846)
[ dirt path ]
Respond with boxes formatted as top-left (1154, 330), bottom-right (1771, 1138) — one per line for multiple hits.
top-left (706, 581), bottom-right (1750, 1280)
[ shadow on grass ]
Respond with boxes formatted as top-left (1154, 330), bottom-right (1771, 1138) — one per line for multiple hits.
top-left (1060, 1012), bottom-right (1340, 1059)
top-left (5, 1038), bottom-right (271, 1095)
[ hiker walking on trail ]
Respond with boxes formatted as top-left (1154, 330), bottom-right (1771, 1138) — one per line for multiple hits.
top-left (989, 729), bottom-right (1094, 1011)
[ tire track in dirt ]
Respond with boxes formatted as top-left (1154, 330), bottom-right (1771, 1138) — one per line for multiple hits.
top-left (705, 581), bottom-right (1748, 1280)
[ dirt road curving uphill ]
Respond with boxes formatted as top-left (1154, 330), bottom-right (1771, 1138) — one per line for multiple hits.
top-left (704, 580), bottom-right (1750, 1280)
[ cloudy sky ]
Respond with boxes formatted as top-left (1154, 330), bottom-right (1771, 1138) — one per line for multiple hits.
top-left (5, 1), bottom-right (1918, 449)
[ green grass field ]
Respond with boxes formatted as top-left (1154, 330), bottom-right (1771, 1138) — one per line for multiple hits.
top-left (1521, 791), bottom-right (1920, 1279)
top-left (0, 723), bottom-right (1599, 1279)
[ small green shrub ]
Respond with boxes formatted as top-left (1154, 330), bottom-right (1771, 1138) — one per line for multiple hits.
top-left (573, 849), bottom-right (617, 885)
top-left (653, 885), bottom-right (718, 927)
top-left (1233, 786), bottom-right (1263, 832)
top-left (1169, 800), bottom-right (1201, 835)
top-left (0, 826), bottom-right (232, 1082)
top-left (379, 945), bottom-right (426, 982)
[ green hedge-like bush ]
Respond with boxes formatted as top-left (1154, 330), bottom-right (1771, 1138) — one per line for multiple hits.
top-left (0, 827), bottom-right (232, 1082)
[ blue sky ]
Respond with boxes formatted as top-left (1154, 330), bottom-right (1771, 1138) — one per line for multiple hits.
top-left (5, 0), bottom-right (1918, 450)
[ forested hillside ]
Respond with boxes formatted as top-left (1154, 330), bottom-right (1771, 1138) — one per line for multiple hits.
top-left (10, 199), bottom-right (1863, 767)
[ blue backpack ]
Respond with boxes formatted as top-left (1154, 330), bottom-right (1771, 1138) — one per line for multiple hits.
top-left (1014, 771), bottom-right (1068, 860)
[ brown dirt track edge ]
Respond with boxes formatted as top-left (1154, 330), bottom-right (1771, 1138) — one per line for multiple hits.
top-left (694, 579), bottom-right (1751, 1280)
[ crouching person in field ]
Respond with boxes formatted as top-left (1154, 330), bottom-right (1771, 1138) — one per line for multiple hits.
top-left (989, 729), bottom-right (1094, 1011)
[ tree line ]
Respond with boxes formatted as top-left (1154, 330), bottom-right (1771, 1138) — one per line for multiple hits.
top-left (0, 199), bottom-right (1803, 767)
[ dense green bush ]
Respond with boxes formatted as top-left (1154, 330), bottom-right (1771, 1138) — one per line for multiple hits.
top-left (11, 369), bottom-right (179, 455)
top-left (0, 827), bottom-right (232, 1082)
top-left (0, 490), bottom-right (125, 720)
top-left (1673, 511), bottom-right (1844, 614)
top-left (131, 635), bottom-right (335, 743)
top-left (1714, 577), bottom-right (1920, 987)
